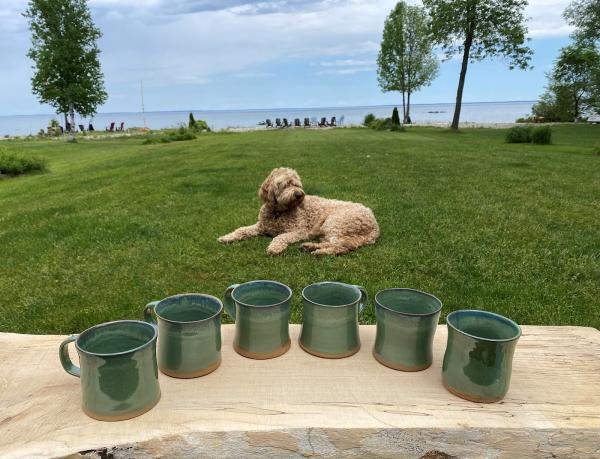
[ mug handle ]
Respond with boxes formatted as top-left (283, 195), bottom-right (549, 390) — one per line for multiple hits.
top-left (354, 285), bottom-right (368, 314)
top-left (59, 335), bottom-right (80, 378)
top-left (223, 284), bottom-right (239, 320)
top-left (144, 300), bottom-right (160, 324)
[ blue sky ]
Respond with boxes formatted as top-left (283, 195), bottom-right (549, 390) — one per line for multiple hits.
top-left (0, 0), bottom-right (574, 115)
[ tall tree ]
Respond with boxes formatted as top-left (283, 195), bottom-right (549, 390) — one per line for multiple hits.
top-left (533, 42), bottom-right (600, 120)
top-left (423, 0), bottom-right (533, 129)
top-left (24, 0), bottom-right (107, 131)
top-left (564, 0), bottom-right (600, 43)
top-left (377, 1), bottom-right (439, 124)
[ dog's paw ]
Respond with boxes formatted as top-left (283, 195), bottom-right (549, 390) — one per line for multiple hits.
top-left (301, 242), bottom-right (319, 252)
top-left (218, 235), bottom-right (234, 244)
top-left (267, 243), bottom-right (286, 256)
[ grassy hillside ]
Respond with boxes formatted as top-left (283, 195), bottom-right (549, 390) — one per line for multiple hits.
top-left (0, 125), bottom-right (598, 333)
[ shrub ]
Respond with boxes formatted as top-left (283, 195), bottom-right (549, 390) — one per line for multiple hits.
top-left (142, 127), bottom-right (197, 145)
top-left (0, 150), bottom-right (47, 176)
top-left (505, 126), bottom-right (532, 143)
top-left (391, 107), bottom-right (400, 127)
top-left (188, 112), bottom-right (196, 129)
top-left (531, 126), bottom-right (552, 145)
top-left (363, 113), bottom-right (376, 126)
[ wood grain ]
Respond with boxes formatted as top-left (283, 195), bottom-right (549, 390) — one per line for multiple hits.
top-left (1, 325), bottom-right (599, 458)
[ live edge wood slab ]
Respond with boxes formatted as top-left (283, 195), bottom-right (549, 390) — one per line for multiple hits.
top-left (1, 325), bottom-right (599, 459)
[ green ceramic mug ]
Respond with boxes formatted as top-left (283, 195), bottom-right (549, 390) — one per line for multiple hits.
top-left (59, 320), bottom-right (161, 421)
top-left (442, 310), bottom-right (521, 403)
top-left (224, 280), bottom-right (292, 359)
top-left (144, 293), bottom-right (223, 378)
top-left (373, 288), bottom-right (442, 371)
top-left (300, 282), bottom-right (368, 358)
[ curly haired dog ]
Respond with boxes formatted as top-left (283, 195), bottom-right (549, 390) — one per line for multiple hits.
top-left (218, 167), bottom-right (379, 256)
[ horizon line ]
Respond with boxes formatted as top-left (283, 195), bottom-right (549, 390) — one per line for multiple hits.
top-left (1, 100), bottom-right (536, 118)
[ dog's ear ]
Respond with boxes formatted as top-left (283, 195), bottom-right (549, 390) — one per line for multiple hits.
top-left (258, 170), bottom-right (275, 202)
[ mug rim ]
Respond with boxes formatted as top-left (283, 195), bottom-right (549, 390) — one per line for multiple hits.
top-left (446, 309), bottom-right (522, 343)
top-left (232, 280), bottom-right (293, 308)
top-left (375, 288), bottom-right (442, 317)
top-left (154, 293), bottom-right (223, 324)
top-left (301, 281), bottom-right (361, 308)
top-left (75, 319), bottom-right (158, 357)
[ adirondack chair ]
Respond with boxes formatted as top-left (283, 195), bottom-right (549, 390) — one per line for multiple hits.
top-left (310, 116), bottom-right (318, 127)
top-left (303, 118), bottom-right (311, 127)
top-left (88, 123), bottom-right (95, 132)
top-left (283, 118), bottom-right (290, 128)
top-left (294, 118), bottom-right (301, 127)
top-left (330, 117), bottom-right (337, 127)
top-left (318, 117), bottom-right (329, 127)
top-left (116, 122), bottom-right (125, 132)
top-left (275, 118), bottom-right (282, 128)
top-left (106, 122), bottom-right (115, 132)
top-left (78, 124), bottom-right (86, 132)
top-left (265, 119), bottom-right (274, 128)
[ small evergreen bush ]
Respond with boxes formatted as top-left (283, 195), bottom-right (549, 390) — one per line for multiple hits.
top-left (531, 126), bottom-right (552, 145)
top-left (391, 107), bottom-right (400, 127)
top-left (505, 126), bottom-right (533, 143)
top-left (363, 113), bottom-right (376, 126)
top-left (142, 127), bottom-right (197, 145)
top-left (0, 150), bottom-right (47, 176)
top-left (188, 113), bottom-right (196, 129)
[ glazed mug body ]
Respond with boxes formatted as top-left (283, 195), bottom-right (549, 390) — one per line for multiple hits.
top-left (373, 288), bottom-right (442, 371)
top-left (144, 294), bottom-right (222, 378)
top-left (300, 282), bottom-right (368, 358)
top-left (224, 280), bottom-right (292, 359)
top-left (59, 320), bottom-right (161, 421)
top-left (442, 310), bottom-right (521, 403)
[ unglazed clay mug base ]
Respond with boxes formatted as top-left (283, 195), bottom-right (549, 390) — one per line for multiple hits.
top-left (442, 310), bottom-right (521, 403)
top-left (300, 282), bottom-right (367, 359)
top-left (144, 294), bottom-right (223, 378)
top-left (373, 288), bottom-right (442, 372)
top-left (59, 320), bottom-right (161, 421)
top-left (224, 280), bottom-right (292, 359)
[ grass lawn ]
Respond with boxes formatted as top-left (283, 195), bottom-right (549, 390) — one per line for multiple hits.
top-left (0, 125), bottom-right (598, 334)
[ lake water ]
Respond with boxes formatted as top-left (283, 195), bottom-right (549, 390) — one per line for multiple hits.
top-left (0, 101), bottom-right (535, 137)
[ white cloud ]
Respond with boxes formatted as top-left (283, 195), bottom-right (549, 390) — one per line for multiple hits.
top-left (0, 0), bottom-right (574, 114)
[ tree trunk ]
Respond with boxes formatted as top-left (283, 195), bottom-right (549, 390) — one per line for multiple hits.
top-left (406, 91), bottom-right (412, 124)
top-left (451, 31), bottom-right (474, 130)
top-left (402, 91), bottom-right (406, 123)
top-left (63, 113), bottom-right (68, 133)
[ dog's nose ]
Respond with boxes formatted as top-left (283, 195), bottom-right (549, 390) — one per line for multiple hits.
top-left (294, 191), bottom-right (304, 199)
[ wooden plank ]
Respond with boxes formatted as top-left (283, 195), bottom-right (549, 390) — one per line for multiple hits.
top-left (1, 325), bottom-right (599, 458)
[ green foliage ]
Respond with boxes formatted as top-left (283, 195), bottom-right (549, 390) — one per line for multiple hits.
top-left (363, 113), bottom-right (376, 126)
top-left (0, 150), bottom-right (47, 176)
top-left (423, 0), bottom-right (532, 129)
top-left (505, 126), bottom-right (532, 143)
top-left (532, 87), bottom-right (576, 122)
top-left (377, 2), bottom-right (438, 123)
top-left (49, 119), bottom-right (60, 128)
top-left (143, 127), bottom-right (197, 145)
top-left (564, 0), bottom-right (600, 43)
top-left (531, 126), bottom-right (553, 145)
top-left (23, 0), bottom-right (107, 125)
top-left (391, 107), bottom-right (401, 126)
top-left (188, 114), bottom-right (211, 132)
top-left (367, 117), bottom-right (405, 131)
top-left (533, 42), bottom-right (600, 121)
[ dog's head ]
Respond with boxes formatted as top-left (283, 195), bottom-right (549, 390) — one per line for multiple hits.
top-left (259, 167), bottom-right (305, 212)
